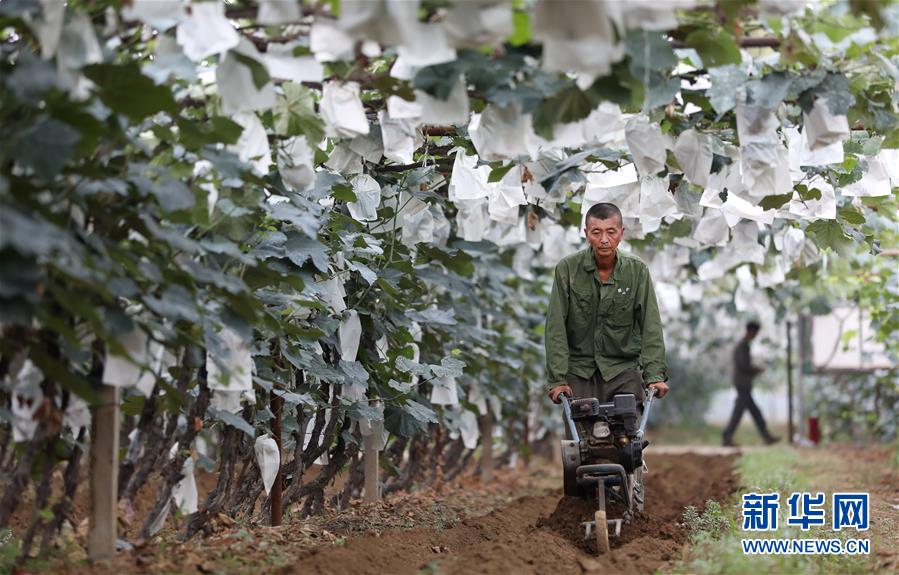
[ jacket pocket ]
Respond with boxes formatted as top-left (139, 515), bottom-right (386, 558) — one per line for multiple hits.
top-left (568, 285), bottom-right (594, 333)
top-left (607, 293), bottom-right (634, 327)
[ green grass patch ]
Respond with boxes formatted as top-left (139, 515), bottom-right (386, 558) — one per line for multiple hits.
top-left (648, 422), bottom-right (789, 447)
top-left (0, 529), bottom-right (19, 573)
top-left (669, 446), bottom-right (881, 574)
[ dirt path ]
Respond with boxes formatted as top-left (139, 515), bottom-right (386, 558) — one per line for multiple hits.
top-left (285, 453), bottom-right (737, 575)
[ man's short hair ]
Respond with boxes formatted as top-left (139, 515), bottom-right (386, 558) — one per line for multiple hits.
top-left (585, 203), bottom-right (623, 227)
top-left (746, 321), bottom-right (761, 332)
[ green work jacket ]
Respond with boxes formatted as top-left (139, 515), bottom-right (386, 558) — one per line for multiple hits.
top-left (544, 247), bottom-right (668, 388)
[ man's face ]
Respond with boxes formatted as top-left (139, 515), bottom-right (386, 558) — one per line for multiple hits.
top-left (747, 328), bottom-right (759, 340)
top-left (585, 216), bottom-right (624, 258)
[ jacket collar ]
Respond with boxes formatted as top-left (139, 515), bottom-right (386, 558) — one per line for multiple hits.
top-left (582, 247), bottom-right (622, 282)
top-left (581, 247), bottom-right (596, 271)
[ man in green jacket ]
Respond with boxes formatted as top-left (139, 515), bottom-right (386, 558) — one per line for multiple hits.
top-left (546, 202), bottom-right (670, 407)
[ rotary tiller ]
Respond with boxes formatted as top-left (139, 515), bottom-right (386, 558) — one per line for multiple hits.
top-left (559, 387), bottom-right (657, 554)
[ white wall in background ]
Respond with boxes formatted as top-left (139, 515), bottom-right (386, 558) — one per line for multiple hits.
top-left (812, 306), bottom-right (892, 372)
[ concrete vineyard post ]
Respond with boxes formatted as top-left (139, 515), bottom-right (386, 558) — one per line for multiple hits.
top-left (88, 384), bottom-right (119, 561)
top-left (479, 414), bottom-right (493, 483)
top-left (363, 433), bottom-right (379, 504)
top-left (271, 391), bottom-right (284, 526)
top-left (787, 320), bottom-right (794, 444)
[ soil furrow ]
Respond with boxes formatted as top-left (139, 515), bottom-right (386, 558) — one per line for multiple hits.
top-left (287, 453), bottom-right (737, 575)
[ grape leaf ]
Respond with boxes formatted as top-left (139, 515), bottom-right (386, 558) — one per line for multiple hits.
top-left (384, 399), bottom-right (437, 437)
top-left (806, 220), bottom-right (851, 251)
top-left (83, 62), bottom-right (178, 120)
top-left (332, 183), bottom-right (357, 202)
top-left (759, 193), bottom-right (793, 211)
top-left (12, 118), bottom-right (80, 181)
top-left (838, 205), bottom-right (866, 225)
top-left (208, 407), bottom-right (255, 437)
top-left (388, 379), bottom-right (414, 393)
top-left (707, 64), bottom-right (748, 116)
top-left (339, 359), bottom-right (370, 385)
top-left (395, 356), bottom-right (431, 377)
top-left (231, 51), bottom-right (271, 90)
top-left (405, 307), bottom-right (457, 325)
top-left (284, 232), bottom-right (329, 272)
top-left (533, 84), bottom-right (596, 140)
top-left (176, 117), bottom-right (242, 149)
top-left (488, 163), bottom-right (516, 183)
top-left (747, 71), bottom-right (793, 110)
top-left (274, 82), bottom-right (325, 142)
top-left (684, 30), bottom-right (741, 67)
top-left (626, 30), bottom-right (677, 79)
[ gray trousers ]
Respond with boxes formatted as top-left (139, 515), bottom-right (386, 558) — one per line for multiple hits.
top-left (722, 386), bottom-right (772, 441)
top-left (565, 368), bottom-right (646, 403)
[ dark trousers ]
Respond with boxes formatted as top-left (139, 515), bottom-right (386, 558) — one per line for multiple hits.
top-left (722, 386), bottom-right (772, 441)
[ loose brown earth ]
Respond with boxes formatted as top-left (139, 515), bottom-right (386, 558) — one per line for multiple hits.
top-left (285, 453), bottom-right (737, 575)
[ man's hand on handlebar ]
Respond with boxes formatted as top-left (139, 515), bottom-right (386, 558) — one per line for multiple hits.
top-left (648, 381), bottom-right (670, 398)
top-left (548, 385), bottom-right (572, 404)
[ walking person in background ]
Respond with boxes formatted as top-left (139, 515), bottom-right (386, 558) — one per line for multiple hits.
top-left (722, 321), bottom-right (781, 447)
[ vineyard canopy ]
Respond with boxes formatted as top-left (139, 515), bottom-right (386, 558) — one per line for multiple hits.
top-left (0, 0), bottom-right (897, 545)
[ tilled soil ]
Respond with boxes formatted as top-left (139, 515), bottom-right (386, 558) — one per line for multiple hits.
top-left (286, 453), bottom-right (737, 575)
